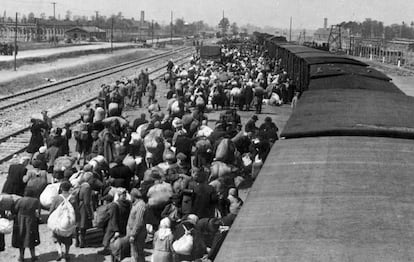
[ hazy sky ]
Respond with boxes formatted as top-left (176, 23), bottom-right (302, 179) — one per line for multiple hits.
top-left (2, 0), bottom-right (413, 29)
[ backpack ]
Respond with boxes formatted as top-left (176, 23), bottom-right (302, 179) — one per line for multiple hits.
top-left (172, 224), bottom-right (194, 255)
top-left (93, 203), bottom-right (111, 228)
top-left (47, 194), bottom-right (76, 237)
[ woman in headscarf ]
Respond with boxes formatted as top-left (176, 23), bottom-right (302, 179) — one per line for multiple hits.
top-left (12, 188), bottom-right (41, 262)
top-left (152, 217), bottom-right (174, 262)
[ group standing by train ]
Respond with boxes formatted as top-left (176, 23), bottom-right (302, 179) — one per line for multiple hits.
top-left (0, 40), bottom-right (292, 262)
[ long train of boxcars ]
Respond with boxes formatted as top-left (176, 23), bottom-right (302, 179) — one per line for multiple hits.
top-left (215, 34), bottom-right (414, 261)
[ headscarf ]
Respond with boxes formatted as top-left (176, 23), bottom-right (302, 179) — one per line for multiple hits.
top-left (158, 217), bottom-right (172, 240)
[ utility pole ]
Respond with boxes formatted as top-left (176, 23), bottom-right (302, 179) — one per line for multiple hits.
top-left (302, 29), bottom-right (306, 44)
top-left (151, 20), bottom-right (154, 45)
top-left (52, 2), bottom-right (56, 45)
top-left (111, 17), bottom-right (114, 52)
top-left (170, 11), bottom-right (173, 44)
top-left (14, 12), bottom-right (17, 71)
top-left (289, 16), bottom-right (292, 42)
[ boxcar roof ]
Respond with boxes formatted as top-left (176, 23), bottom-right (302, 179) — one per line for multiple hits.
top-left (281, 89), bottom-right (414, 139)
top-left (282, 45), bottom-right (326, 54)
top-left (297, 53), bottom-right (367, 66)
top-left (308, 75), bottom-right (403, 94)
top-left (215, 136), bottom-right (414, 262)
top-left (310, 64), bottom-right (391, 81)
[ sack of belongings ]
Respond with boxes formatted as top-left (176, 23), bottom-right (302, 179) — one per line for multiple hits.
top-left (40, 183), bottom-right (61, 209)
top-left (147, 182), bottom-right (173, 207)
top-left (47, 195), bottom-right (76, 237)
top-left (172, 224), bottom-right (193, 255)
top-left (0, 218), bottom-right (13, 234)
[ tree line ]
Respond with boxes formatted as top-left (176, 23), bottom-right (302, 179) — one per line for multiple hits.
top-left (340, 18), bottom-right (414, 40)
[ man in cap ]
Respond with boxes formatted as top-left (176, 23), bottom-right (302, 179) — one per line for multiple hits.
top-left (126, 189), bottom-right (147, 262)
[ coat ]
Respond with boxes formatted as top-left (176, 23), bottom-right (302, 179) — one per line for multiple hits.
top-left (75, 182), bottom-right (93, 229)
top-left (27, 121), bottom-right (47, 154)
top-left (187, 181), bottom-right (218, 219)
top-left (12, 197), bottom-right (41, 248)
top-left (126, 199), bottom-right (146, 238)
top-left (2, 164), bottom-right (27, 196)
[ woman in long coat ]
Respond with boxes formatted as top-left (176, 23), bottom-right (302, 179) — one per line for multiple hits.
top-left (27, 119), bottom-right (47, 156)
top-left (12, 188), bottom-right (41, 262)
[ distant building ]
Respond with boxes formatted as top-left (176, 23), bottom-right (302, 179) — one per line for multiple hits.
top-left (65, 26), bottom-right (106, 41)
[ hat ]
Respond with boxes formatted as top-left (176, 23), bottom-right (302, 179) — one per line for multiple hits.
top-left (252, 115), bottom-right (258, 121)
top-left (130, 188), bottom-right (142, 199)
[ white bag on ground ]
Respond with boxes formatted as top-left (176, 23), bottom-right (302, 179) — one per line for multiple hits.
top-left (47, 195), bottom-right (76, 237)
top-left (0, 218), bottom-right (13, 234)
top-left (40, 183), bottom-right (61, 209)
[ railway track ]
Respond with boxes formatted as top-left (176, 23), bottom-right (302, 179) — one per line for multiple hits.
top-left (0, 46), bottom-right (192, 111)
top-left (0, 50), bottom-right (193, 166)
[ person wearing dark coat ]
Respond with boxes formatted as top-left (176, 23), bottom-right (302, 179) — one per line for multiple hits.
top-left (62, 123), bottom-right (72, 156)
top-left (245, 115), bottom-right (258, 133)
top-left (108, 157), bottom-right (134, 190)
top-left (259, 117), bottom-right (279, 142)
top-left (2, 157), bottom-right (30, 196)
top-left (27, 119), bottom-right (48, 156)
top-left (174, 135), bottom-right (193, 164)
top-left (186, 169), bottom-right (218, 219)
top-left (243, 84), bottom-right (254, 111)
top-left (74, 178), bottom-right (93, 248)
top-left (99, 189), bottom-right (131, 255)
top-left (12, 188), bottom-right (41, 262)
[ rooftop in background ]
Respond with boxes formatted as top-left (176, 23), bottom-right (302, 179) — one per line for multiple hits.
top-left (66, 26), bottom-right (106, 33)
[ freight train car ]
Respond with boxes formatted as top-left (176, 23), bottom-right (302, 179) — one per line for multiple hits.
top-left (215, 34), bottom-right (414, 262)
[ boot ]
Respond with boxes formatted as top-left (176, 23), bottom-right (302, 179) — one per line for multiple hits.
top-left (79, 229), bottom-right (87, 248)
top-left (74, 230), bottom-right (80, 247)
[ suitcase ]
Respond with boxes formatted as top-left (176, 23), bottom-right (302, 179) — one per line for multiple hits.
top-left (84, 227), bottom-right (104, 246)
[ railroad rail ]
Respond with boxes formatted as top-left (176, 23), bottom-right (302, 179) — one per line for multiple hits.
top-left (0, 52), bottom-right (193, 165)
top-left (0, 46), bottom-right (192, 111)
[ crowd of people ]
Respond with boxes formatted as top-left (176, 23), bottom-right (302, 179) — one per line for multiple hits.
top-left (0, 41), bottom-right (293, 262)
